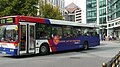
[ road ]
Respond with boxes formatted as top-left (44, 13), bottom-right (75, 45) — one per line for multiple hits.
top-left (0, 41), bottom-right (120, 67)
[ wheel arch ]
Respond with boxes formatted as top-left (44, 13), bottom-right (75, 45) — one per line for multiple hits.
top-left (83, 40), bottom-right (89, 50)
top-left (40, 42), bottom-right (50, 51)
top-left (39, 42), bottom-right (50, 55)
top-left (83, 40), bottom-right (89, 45)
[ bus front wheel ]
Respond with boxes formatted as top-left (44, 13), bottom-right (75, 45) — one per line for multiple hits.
top-left (83, 42), bottom-right (89, 50)
top-left (39, 44), bottom-right (49, 55)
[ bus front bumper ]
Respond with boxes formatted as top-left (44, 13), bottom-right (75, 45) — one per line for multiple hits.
top-left (0, 47), bottom-right (17, 56)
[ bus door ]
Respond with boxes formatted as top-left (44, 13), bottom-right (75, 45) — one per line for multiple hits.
top-left (19, 22), bottom-right (35, 55)
top-left (29, 24), bottom-right (35, 53)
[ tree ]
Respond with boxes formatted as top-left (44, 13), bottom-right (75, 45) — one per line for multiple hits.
top-left (39, 0), bottom-right (63, 20)
top-left (0, 0), bottom-right (38, 17)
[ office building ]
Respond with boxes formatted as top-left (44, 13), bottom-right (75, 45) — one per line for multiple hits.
top-left (86, 0), bottom-right (107, 36)
top-left (46, 0), bottom-right (65, 16)
top-left (99, 0), bottom-right (107, 36)
top-left (65, 3), bottom-right (82, 23)
top-left (86, 0), bottom-right (120, 39)
top-left (86, 0), bottom-right (97, 24)
top-left (107, 0), bottom-right (120, 39)
top-left (38, 0), bottom-right (65, 16)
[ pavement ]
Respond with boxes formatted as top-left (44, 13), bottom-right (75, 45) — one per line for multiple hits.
top-left (100, 40), bottom-right (120, 45)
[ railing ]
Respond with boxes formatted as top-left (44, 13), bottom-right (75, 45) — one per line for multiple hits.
top-left (102, 50), bottom-right (120, 67)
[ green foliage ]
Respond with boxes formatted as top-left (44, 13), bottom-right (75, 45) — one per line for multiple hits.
top-left (39, 0), bottom-right (63, 20)
top-left (0, 0), bottom-right (38, 17)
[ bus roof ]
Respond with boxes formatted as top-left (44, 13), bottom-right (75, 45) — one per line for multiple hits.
top-left (0, 16), bottom-right (99, 28)
top-left (49, 19), bottom-right (99, 28)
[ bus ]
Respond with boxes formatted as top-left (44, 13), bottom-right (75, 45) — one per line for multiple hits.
top-left (0, 16), bottom-right (100, 56)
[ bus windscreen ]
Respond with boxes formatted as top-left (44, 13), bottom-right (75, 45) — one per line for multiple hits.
top-left (0, 25), bottom-right (18, 42)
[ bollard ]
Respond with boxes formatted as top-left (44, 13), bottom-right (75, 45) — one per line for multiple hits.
top-left (112, 63), bottom-right (115, 67)
top-left (102, 63), bottom-right (107, 67)
top-left (118, 57), bottom-right (120, 65)
top-left (116, 60), bottom-right (118, 65)
top-left (102, 50), bottom-right (120, 67)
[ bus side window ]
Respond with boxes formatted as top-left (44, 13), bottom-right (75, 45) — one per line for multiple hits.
top-left (36, 23), bottom-right (51, 39)
top-left (40, 30), bottom-right (47, 38)
top-left (52, 26), bottom-right (62, 39)
top-left (62, 26), bottom-right (73, 38)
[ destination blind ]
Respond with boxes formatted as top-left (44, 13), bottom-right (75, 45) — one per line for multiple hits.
top-left (0, 18), bottom-right (14, 24)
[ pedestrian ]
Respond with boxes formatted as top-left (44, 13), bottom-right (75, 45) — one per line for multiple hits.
top-left (109, 35), bottom-right (112, 41)
top-left (101, 35), bottom-right (105, 41)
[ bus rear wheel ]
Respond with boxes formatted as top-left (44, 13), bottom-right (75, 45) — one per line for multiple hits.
top-left (39, 44), bottom-right (49, 55)
top-left (83, 42), bottom-right (89, 50)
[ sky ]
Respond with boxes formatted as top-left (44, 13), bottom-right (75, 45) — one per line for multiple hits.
top-left (65, 0), bottom-right (85, 10)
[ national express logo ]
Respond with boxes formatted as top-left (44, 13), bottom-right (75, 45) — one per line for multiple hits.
top-left (53, 36), bottom-right (60, 45)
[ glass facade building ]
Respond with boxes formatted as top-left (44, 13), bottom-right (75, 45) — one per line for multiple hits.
top-left (99, 0), bottom-right (106, 24)
top-left (86, 0), bottom-right (107, 24)
top-left (86, 0), bottom-right (97, 23)
top-left (99, 0), bottom-right (107, 36)
top-left (107, 0), bottom-right (120, 21)
top-left (107, 0), bottom-right (120, 39)
top-left (86, 0), bottom-right (107, 36)
top-left (86, 0), bottom-right (106, 24)
top-left (86, 0), bottom-right (120, 39)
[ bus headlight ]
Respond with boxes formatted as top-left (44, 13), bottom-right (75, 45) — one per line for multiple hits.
top-left (14, 44), bottom-right (18, 46)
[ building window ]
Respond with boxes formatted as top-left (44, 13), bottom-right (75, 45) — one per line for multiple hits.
top-left (99, 9), bottom-right (106, 16)
top-left (99, 17), bottom-right (106, 24)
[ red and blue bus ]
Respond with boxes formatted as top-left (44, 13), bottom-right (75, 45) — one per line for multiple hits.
top-left (0, 16), bottom-right (100, 56)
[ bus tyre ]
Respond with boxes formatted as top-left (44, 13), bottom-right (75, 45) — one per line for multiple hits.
top-left (83, 42), bottom-right (89, 50)
top-left (39, 44), bottom-right (49, 55)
